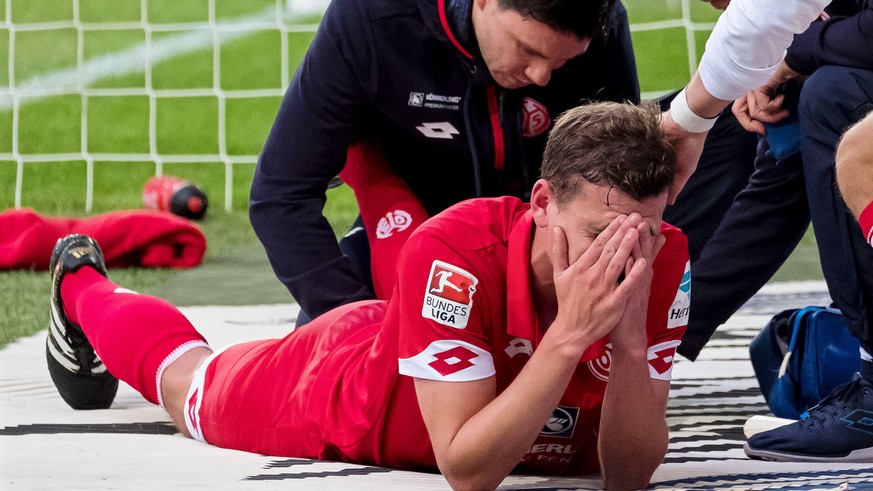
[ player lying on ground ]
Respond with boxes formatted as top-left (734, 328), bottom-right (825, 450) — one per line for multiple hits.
top-left (45, 102), bottom-right (690, 490)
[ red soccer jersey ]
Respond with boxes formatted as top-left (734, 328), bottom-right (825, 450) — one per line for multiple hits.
top-left (395, 197), bottom-right (690, 474)
top-left (191, 197), bottom-right (689, 476)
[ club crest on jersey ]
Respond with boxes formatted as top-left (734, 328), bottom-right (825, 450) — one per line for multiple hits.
top-left (587, 343), bottom-right (613, 382)
top-left (522, 97), bottom-right (550, 137)
top-left (422, 260), bottom-right (478, 328)
top-left (375, 209), bottom-right (413, 239)
top-left (668, 260), bottom-right (691, 329)
top-left (540, 406), bottom-right (579, 438)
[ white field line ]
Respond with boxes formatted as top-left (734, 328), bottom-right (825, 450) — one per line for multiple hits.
top-left (0, 6), bottom-right (305, 111)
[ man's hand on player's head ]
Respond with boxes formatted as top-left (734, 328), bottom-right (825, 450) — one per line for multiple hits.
top-left (548, 213), bottom-right (647, 356)
top-left (660, 111), bottom-right (708, 204)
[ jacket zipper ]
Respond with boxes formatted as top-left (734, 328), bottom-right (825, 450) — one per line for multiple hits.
top-left (487, 86), bottom-right (505, 171)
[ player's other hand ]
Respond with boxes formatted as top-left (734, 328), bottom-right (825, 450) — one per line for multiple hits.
top-left (549, 214), bottom-right (647, 357)
top-left (609, 221), bottom-right (665, 353)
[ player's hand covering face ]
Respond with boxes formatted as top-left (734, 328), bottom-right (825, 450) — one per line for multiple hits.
top-left (546, 182), bottom-right (667, 353)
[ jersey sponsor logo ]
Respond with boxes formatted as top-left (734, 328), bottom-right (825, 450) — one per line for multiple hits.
top-left (522, 97), bottom-right (551, 137)
top-left (587, 343), bottom-right (613, 382)
top-left (504, 337), bottom-right (533, 358)
top-left (416, 122), bottom-right (460, 139)
top-left (668, 260), bottom-right (691, 329)
top-left (408, 92), bottom-right (424, 107)
top-left (422, 260), bottom-right (477, 328)
top-left (375, 209), bottom-right (413, 239)
top-left (648, 339), bottom-right (681, 380)
top-left (540, 406), bottom-right (579, 438)
top-left (398, 339), bottom-right (495, 381)
top-left (521, 443), bottom-right (579, 464)
top-left (408, 92), bottom-right (463, 111)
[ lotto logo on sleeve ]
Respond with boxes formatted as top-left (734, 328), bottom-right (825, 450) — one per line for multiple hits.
top-left (647, 340), bottom-right (681, 380)
top-left (398, 340), bottom-right (495, 381)
top-left (422, 260), bottom-right (478, 329)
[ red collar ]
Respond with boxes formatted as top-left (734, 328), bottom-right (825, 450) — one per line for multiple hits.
top-left (505, 211), bottom-right (608, 362)
top-left (506, 211), bottom-right (540, 344)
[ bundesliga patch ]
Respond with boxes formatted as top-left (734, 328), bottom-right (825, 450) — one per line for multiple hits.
top-left (422, 260), bottom-right (478, 329)
top-left (667, 260), bottom-right (691, 329)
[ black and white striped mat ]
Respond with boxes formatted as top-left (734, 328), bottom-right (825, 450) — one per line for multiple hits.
top-left (2, 284), bottom-right (871, 489)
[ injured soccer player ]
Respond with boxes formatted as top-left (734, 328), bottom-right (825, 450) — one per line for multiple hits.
top-left (45, 102), bottom-right (691, 491)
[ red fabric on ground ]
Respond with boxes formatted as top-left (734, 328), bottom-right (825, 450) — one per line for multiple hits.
top-left (0, 208), bottom-right (206, 270)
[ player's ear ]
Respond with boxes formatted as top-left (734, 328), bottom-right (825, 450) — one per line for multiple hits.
top-left (530, 179), bottom-right (553, 228)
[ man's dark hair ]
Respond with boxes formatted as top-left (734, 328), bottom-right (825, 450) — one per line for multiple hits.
top-left (541, 101), bottom-right (676, 205)
top-left (497, 0), bottom-right (616, 40)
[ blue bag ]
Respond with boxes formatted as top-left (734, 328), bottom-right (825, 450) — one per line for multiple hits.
top-left (750, 306), bottom-right (860, 419)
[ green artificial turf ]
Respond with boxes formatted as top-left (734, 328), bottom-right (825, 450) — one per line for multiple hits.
top-left (0, 0), bottom-right (823, 350)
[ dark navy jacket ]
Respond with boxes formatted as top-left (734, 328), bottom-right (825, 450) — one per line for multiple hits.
top-left (785, 0), bottom-right (872, 74)
top-left (250, 0), bottom-right (639, 319)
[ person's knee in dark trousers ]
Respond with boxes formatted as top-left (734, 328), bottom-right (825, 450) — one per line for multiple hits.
top-left (678, 138), bottom-right (809, 360)
top-left (296, 216), bottom-right (373, 328)
top-left (799, 65), bottom-right (873, 350)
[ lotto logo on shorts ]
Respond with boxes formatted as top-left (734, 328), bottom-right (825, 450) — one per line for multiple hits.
top-left (422, 260), bottom-right (478, 329)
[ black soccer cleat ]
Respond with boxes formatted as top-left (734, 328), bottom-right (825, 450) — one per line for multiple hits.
top-left (45, 234), bottom-right (118, 409)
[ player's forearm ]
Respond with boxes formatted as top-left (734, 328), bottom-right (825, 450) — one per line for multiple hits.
top-left (438, 334), bottom-right (582, 490)
top-left (597, 346), bottom-right (669, 490)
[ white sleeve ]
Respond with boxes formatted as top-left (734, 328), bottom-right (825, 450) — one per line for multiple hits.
top-left (697, 0), bottom-right (829, 101)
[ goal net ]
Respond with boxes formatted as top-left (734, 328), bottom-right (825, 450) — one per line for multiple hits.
top-left (1, 0), bottom-right (716, 213)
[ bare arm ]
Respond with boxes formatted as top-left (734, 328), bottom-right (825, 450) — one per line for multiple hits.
top-left (416, 214), bottom-right (648, 490)
top-left (836, 113), bottom-right (873, 220)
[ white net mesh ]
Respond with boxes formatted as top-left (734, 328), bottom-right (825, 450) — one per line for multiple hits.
top-left (1, 0), bottom-right (716, 212)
